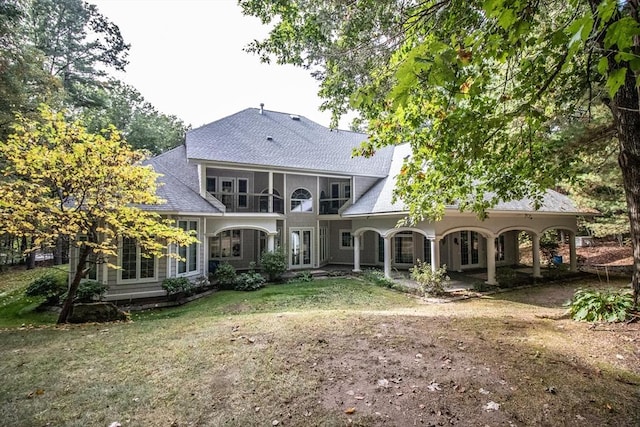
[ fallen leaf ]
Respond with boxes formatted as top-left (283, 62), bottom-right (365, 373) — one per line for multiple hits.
top-left (377, 378), bottom-right (389, 388)
top-left (345, 407), bottom-right (356, 414)
top-left (427, 382), bottom-right (441, 392)
top-left (483, 401), bottom-right (500, 411)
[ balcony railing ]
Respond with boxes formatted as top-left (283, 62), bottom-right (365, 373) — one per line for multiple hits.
top-left (319, 197), bottom-right (349, 215)
top-left (206, 192), bottom-right (284, 214)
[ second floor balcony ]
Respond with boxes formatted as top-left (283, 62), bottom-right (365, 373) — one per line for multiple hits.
top-left (207, 191), bottom-right (285, 214)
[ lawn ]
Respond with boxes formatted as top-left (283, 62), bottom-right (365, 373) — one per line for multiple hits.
top-left (0, 267), bottom-right (638, 426)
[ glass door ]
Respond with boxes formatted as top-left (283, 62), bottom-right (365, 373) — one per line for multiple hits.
top-left (291, 228), bottom-right (313, 267)
top-left (460, 231), bottom-right (480, 267)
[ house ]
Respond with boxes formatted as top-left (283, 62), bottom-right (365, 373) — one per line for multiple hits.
top-left (95, 107), bottom-right (583, 300)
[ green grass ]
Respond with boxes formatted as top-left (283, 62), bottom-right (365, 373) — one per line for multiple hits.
top-left (0, 265), bottom-right (67, 327)
top-left (0, 271), bottom-right (638, 426)
top-left (134, 277), bottom-right (417, 321)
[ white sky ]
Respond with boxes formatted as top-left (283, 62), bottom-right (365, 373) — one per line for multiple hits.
top-left (88, 0), bottom-right (340, 129)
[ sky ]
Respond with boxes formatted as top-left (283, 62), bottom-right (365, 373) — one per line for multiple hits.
top-left (88, 0), bottom-right (340, 129)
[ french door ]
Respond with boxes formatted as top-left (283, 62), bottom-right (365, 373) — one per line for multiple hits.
top-left (290, 228), bottom-right (313, 268)
top-left (460, 231), bottom-right (480, 267)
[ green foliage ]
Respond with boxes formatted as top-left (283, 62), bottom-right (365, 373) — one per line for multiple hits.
top-left (259, 249), bottom-right (287, 282)
top-left (292, 271), bottom-right (314, 283)
top-left (24, 272), bottom-right (67, 304)
top-left (234, 272), bottom-right (266, 291)
top-left (496, 267), bottom-right (518, 288)
top-left (214, 262), bottom-right (237, 290)
top-left (162, 277), bottom-right (194, 297)
top-left (193, 275), bottom-right (210, 291)
top-left (63, 280), bottom-right (108, 302)
top-left (410, 261), bottom-right (450, 297)
top-left (566, 288), bottom-right (634, 322)
top-left (361, 268), bottom-right (415, 294)
top-left (362, 268), bottom-right (395, 287)
top-left (0, 106), bottom-right (197, 322)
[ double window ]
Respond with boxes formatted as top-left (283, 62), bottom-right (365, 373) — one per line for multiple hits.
top-left (206, 176), bottom-right (249, 210)
top-left (211, 230), bottom-right (242, 259)
top-left (178, 220), bottom-right (198, 275)
top-left (290, 188), bottom-right (313, 213)
top-left (120, 237), bottom-right (155, 282)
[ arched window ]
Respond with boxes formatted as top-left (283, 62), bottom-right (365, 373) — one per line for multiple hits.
top-left (290, 188), bottom-right (313, 212)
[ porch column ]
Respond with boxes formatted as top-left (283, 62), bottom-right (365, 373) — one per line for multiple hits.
top-left (352, 234), bottom-right (361, 272)
top-left (430, 237), bottom-right (441, 272)
top-left (569, 231), bottom-right (577, 272)
top-left (267, 233), bottom-right (276, 252)
top-left (268, 171), bottom-right (274, 213)
top-left (486, 235), bottom-right (497, 285)
top-left (383, 236), bottom-right (392, 279)
top-left (532, 233), bottom-right (542, 278)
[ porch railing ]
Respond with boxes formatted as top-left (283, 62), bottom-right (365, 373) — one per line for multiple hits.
top-left (206, 192), bottom-right (285, 214)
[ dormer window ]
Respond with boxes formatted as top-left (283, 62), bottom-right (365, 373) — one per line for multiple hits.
top-left (290, 188), bottom-right (313, 213)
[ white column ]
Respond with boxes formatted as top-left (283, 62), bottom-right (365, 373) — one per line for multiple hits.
top-left (352, 234), bottom-right (361, 272)
top-left (486, 235), bottom-right (497, 285)
top-left (268, 171), bottom-right (274, 213)
top-left (430, 237), bottom-right (440, 272)
top-left (569, 231), bottom-right (577, 272)
top-left (383, 236), bottom-right (392, 278)
top-left (532, 233), bottom-right (542, 278)
top-left (267, 233), bottom-right (275, 252)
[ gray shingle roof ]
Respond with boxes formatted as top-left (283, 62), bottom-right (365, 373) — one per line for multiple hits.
top-left (142, 145), bottom-right (222, 214)
top-left (343, 144), bottom-right (583, 216)
top-left (186, 108), bottom-right (394, 177)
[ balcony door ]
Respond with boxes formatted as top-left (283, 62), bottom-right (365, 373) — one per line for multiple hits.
top-left (290, 228), bottom-right (313, 268)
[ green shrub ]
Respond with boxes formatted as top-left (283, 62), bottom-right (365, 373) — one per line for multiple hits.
top-left (260, 249), bottom-right (287, 282)
top-left (72, 280), bottom-right (108, 302)
top-left (193, 275), bottom-right (210, 292)
top-left (234, 272), bottom-right (266, 291)
top-left (496, 267), bottom-right (518, 288)
top-left (162, 277), bottom-right (193, 297)
top-left (214, 262), bottom-right (237, 289)
top-left (566, 288), bottom-right (634, 322)
top-left (410, 260), bottom-right (450, 296)
top-left (24, 272), bottom-right (67, 304)
top-left (295, 271), bottom-right (314, 282)
top-left (362, 269), bottom-right (416, 294)
top-left (362, 268), bottom-right (395, 287)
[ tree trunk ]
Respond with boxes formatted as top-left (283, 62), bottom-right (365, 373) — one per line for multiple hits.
top-left (57, 245), bottom-right (91, 324)
top-left (612, 68), bottom-right (640, 307)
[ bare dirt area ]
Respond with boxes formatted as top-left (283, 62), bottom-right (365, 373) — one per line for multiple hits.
top-left (174, 282), bottom-right (639, 426)
top-left (520, 241), bottom-right (634, 267)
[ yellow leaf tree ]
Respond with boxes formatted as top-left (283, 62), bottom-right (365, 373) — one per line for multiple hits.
top-left (0, 106), bottom-right (197, 323)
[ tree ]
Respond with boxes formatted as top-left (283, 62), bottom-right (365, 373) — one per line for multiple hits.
top-left (0, 105), bottom-right (197, 323)
top-left (240, 0), bottom-right (640, 306)
top-left (26, 0), bottom-right (129, 108)
top-left (83, 80), bottom-right (188, 155)
top-left (0, 0), bottom-right (60, 138)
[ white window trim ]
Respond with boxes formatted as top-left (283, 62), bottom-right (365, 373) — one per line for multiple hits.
top-left (339, 229), bottom-right (352, 250)
top-left (117, 238), bottom-right (158, 285)
top-left (176, 218), bottom-right (200, 277)
top-left (290, 187), bottom-right (314, 213)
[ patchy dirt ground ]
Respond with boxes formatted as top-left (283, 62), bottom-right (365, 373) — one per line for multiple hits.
top-left (198, 282), bottom-right (639, 426)
top-left (1, 280), bottom-right (638, 426)
top-left (520, 242), bottom-right (634, 267)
